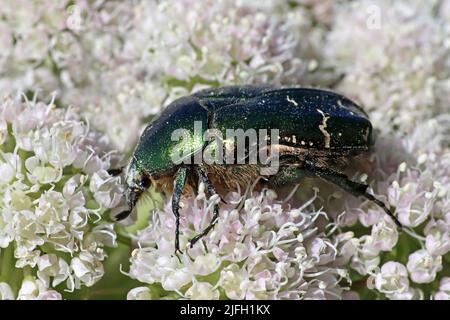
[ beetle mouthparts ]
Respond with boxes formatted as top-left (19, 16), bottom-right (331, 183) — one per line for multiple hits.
top-left (115, 210), bottom-right (131, 221)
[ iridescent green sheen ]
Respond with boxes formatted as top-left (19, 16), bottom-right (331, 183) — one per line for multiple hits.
top-left (130, 96), bottom-right (208, 175)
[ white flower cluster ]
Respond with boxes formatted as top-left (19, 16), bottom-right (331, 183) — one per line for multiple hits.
top-left (325, 0), bottom-right (450, 134)
top-left (0, 94), bottom-right (124, 299)
top-left (126, 186), bottom-right (356, 300)
top-left (0, 0), bottom-right (332, 152)
top-left (332, 116), bottom-right (450, 300)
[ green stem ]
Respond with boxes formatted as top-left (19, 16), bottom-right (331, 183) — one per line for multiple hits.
top-left (117, 233), bottom-right (132, 247)
top-left (0, 244), bottom-right (14, 283)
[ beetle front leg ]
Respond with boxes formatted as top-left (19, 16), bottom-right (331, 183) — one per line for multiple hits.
top-left (303, 161), bottom-right (402, 228)
top-left (189, 165), bottom-right (220, 248)
top-left (172, 167), bottom-right (188, 254)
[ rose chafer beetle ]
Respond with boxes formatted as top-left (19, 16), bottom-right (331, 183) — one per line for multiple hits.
top-left (114, 85), bottom-right (401, 253)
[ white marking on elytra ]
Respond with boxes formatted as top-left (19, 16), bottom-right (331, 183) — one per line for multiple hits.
top-left (287, 95), bottom-right (299, 106)
top-left (317, 108), bottom-right (331, 148)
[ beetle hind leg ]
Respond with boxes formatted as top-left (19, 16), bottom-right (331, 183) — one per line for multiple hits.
top-left (268, 162), bottom-right (402, 228)
top-left (189, 165), bottom-right (221, 248)
top-left (303, 161), bottom-right (402, 228)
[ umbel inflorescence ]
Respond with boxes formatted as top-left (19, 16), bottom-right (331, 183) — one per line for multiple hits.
top-left (0, 94), bottom-right (125, 298)
top-left (0, 0), bottom-right (449, 300)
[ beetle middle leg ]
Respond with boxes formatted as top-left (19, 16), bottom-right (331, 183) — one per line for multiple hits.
top-left (189, 165), bottom-right (220, 248)
top-left (172, 167), bottom-right (188, 254)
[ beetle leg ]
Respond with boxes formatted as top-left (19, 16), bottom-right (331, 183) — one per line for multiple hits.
top-left (107, 167), bottom-right (124, 176)
top-left (172, 167), bottom-right (188, 254)
top-left (189, 165), bottom-right (220, 248)
top-left (303, 161), bottom-right (402, 228)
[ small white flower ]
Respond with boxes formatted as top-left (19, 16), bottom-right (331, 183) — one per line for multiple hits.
top-left (220, 264), bottom-right (248, 300)
top-left (185, 282), bottom-right (220, 300)
top-left (434, 277), bottom-right (450, 300)
top-left (89, 170), bottom-right (124, 209)
top-left (351, 236), bottom-right (380, 275)
top-left (37, 254), bottom-right (70, 287)
top-left (191, 253), bottom-right (221, 276)
top-left (17, 278), bottom-right (62, 300)
top-left (70, 251), bottom-right (104, 287)
top-left (406, 249), bottom-right (442, 284)
top-left (127, 287), bottom-right (152, 300)
top-left (370, 218), bottom-right (399, 251)
top-left (162, 268), bottom-right (192, 292)
top-left (370, 262), bottom-right (411, 300)
top-left (424, 221), bottom-right (450, 256)
top-left (0, 282), bottom-right (14, 300)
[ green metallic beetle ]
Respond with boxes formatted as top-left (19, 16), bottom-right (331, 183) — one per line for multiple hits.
top-left (114, 85), bottom-right (401, 253)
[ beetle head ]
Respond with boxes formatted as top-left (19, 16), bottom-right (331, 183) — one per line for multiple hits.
top-left (115, 159), bottom-right (152, 221)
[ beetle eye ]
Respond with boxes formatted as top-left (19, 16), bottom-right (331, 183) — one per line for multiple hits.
top-left (139, 177), bottom-right (151, 189)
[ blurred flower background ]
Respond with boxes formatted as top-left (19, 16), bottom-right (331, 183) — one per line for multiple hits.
top-left (0, 0), bottom-right (449, 300)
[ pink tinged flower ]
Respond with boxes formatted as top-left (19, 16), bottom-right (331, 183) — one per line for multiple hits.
top-left (128, 187), bottom-right (354, 300)
top-left (406, 249), bottom-right (442, 284)
top-left (389, 181), bottom-right (431, 228)
top-left (351, 236), bottom-right (380, 275)
top-left (307, 237), bottom-right (337, 265)
top-left (370, 219), bottom-right (399, 251)
top-left (359, 208), bottom-right (383, 227)
top-left (127, 287), bottom-right (153, 300)
top-left (185, 282), bottom-right (220, 300)
top-left (370, 262), bottom-right (410, 296)
top-left (333, 231), bottom-right (358, 263)
top-left (424, 220), bottom-right (450, 256)
top-left (434, 277), bottom-right (450, 300)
